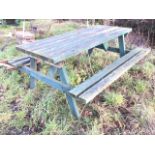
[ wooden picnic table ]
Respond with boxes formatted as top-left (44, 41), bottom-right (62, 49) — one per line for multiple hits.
top-left (14, 25), bottom-right (150, 119)
top-left (16, 25), bottom-right (132, 63)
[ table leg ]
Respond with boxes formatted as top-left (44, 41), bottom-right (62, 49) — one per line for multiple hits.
top-left (88, 48), bottom-right (93, 56)
top-left (58, 67), bottom-right (80, 119)
top-left (30, 57), bottom-right (37, 89)
top-left (48, 66), bottom-right (57, 78)
top-left (118, 35), bottom-right (126, 57)
top-left (103, 42), bottom-right (109, 51)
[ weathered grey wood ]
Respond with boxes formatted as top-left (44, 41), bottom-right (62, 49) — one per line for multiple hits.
top-left (78, 48), bottom-right (151, 103)
top-left (17, 26), bottom-right (108, 50)
top-left (11, 58), bottom-right (30, 67)
top-left (16, 26), bottom-right (119, 56)
top-left (30, 58), bottom-right (37, 89)
top-left (34, 27), bottom-right (120, 55)
top-left (52, 29), bottom-right (131, 63)
top-left (58, 67), bottom-right (80, 119)
top-left (16, 26), bottom-right (132, 64)
top-left (69, 47), bottom-right (142, 97)
top-left (8, 56), bottom-right (30, 67)
top-left (32, 28), bottom-right (128, 54)
top-left (8, 56), bottom-right (30, 64)
top-left (22, 26), bottom-right (112, 51)
top-left (118, 35), bottom-right (126, 57)
top-left (95, 45), bottom-right (130, 53)
top-left (19, 66), bottom-right (71, 92)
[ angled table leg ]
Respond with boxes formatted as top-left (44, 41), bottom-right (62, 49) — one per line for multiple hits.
top-left (88, 48), bottom-right (94, 56)
top-left (30, 57), bottom-right (37, 89)
top-left (57, 67), bottom-right (80, 119)
top-left (118, 35), bottom-right (126, 57)
top-left (48, 66), bottom-right (57, 78)
top-left (103, 42), bottom-right (109, 51)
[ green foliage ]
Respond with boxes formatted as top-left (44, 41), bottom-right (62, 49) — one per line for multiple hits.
top-left (134, 80), bottom-right (149, 94)
top-left (121, 73), bottom-right (133, 87)
top-left (132, 104), bottom-right (155, 128)
top-left (0, 45), bottom-right (23, 60)
top-left (104, 92), bottom-right (124, 106)
top-left (50, 22), bottom-right (80, 36)
top-left (142, 62), bottom-right (155, 78)
top-left (10, 111), bottom-right (26, 128)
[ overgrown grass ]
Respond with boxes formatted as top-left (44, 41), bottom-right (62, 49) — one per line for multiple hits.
top-left (134, 80), bottom-right (149, 94)
top-left (104, 92), bottom-right (124, 106)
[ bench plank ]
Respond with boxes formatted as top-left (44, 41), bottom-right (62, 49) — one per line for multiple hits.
top-left (8, 56), bottom-right (30, 67)
top-left (69, 48), bottom-right (143, 97)
top-left (78, 48), bottom-right (150, 103)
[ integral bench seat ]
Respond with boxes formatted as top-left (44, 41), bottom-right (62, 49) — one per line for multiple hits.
top-left (8, 56), bottom-right (31, 67)
top-left (69, 48), bottom-right (151, 103)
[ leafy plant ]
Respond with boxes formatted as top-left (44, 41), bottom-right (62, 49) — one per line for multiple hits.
top-left (121, 73), bottom-right (133, 87)
top-left (104, 92), bottom-right (124, 106)
top-left (132, 104), bottom-right (155, 129)
top-left (134, 80), bottom-right (149, 94)
top-left (142, 62), bottom-right (155, 78)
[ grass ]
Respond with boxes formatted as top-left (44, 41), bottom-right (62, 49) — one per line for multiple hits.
top-left (134, 80), bottom-right (149, 94)
top-left (142, 62), bottom-right (155, 78)
top-left (0, 20), bottom-right (155, 135)
top-left (104, 92), bottom-right (124, 106)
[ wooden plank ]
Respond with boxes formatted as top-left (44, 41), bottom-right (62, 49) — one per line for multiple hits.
top-left (103, 42), bottom-right (109, 51)
top-left (16, 26), bottom-right (132, 63)
top-left (79, 48), bottom-right (151, 103)
top-left (30, 58), bottom-right (37, 89)
top-left (52, 29), bottom-right (131, 63)
top-left (10, 57), bottom-right (30, 67)
top-left (32, 27), bottom-right (129, 55)
top-left (47, 66), bottom-right (57, 78)
top-left (8, 56), bottom-right (30, 64)
top-left (27, 27), bottom-right (119, 52)
top-left (19, 66), bottom-right (70, 92)
top-left (58, 67), bottom-right (80, 119)
top-left (95, 45), bottom-right (130, 53)
top-left (22, 26), bottom-right (112, 51)
top-left (17, 26), bottom-right (104, 48)
top-left (69, 48), bottom-right (145, 97)
top-left (17, 26), bottom-right (108, 50)
top-left (118, 35), bottom-right (126, 57)
top-left (88, 48), bottom-right (94, 55)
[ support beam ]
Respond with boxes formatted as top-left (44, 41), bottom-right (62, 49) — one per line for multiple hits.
top-left (58, 67), bottom-right (80, 119)
top-left (30, 57), bottom-right (37, 89)
top-left (103, 42), bottom-right (109, 51)
top-left (95, 45), bottom-right (130, 53)
top-left (118, 35), bottom-right (126, 57)
top-left (48, 66), bottom-right (57, 78)
top-left (88, 48), bottom-right (93, 56)
top-left (19, 66), bottom-right (70, 92)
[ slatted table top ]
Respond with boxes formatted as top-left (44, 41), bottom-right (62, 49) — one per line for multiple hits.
top-left (16, 25), bottom-right (132, 64)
